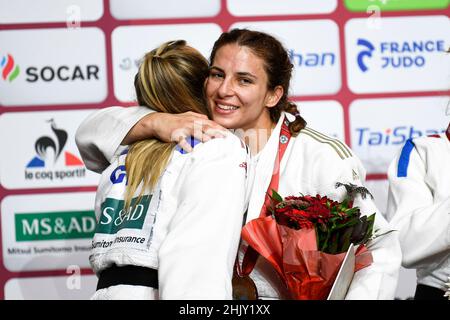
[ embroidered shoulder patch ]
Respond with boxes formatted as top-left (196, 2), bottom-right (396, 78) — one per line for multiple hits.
top-left (301, 127), bottom-right (352, 160)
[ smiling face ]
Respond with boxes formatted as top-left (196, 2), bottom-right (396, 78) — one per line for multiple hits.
top-left (205, 44), bottom-right (282, 131)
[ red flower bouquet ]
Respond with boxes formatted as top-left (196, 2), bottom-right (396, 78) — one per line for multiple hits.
top-left (241, 184), bottom-right (375, 300)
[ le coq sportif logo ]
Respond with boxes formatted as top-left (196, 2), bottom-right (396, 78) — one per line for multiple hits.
top-left (26, 119), bottom-right (83, 169)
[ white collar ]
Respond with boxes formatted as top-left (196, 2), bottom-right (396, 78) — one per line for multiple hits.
top-left (246, 112), bottom-right (287, 221)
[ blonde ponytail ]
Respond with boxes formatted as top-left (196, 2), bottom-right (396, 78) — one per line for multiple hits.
top-left (123, 40), bottom-right (210, 210)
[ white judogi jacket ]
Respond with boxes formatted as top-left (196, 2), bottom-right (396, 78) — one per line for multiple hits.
top-left (87, 131), bottom-right (250, 299)
top-left (386, 131), bottom-right (450, 292)
top-left (76, 107), bottom-right (402, 300)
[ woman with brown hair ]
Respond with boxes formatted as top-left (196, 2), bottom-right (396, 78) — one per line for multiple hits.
top-left (78, 29), bottom-right (401, 299)
top-left (88, 40), bottom-right (250, 299)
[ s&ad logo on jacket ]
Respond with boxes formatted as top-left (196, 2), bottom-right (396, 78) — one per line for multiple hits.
top-left (96, 196), bottom-right (151, 235)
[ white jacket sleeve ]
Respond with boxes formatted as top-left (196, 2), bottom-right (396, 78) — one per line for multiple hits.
top-left (327, 156), bottom-right (401, 300)
top-left (75, 106), bottom-right (152, 173)
top-left (386, 142), bottom-right (450, 269)
top-left (158, 136), bottom-right (249, 299)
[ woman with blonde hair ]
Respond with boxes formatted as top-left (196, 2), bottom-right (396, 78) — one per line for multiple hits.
top-left (87, 40), bottom-right (250, 300)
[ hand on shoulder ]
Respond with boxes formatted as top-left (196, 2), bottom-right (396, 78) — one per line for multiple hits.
top-left (135, 111), bottom-right (228, 153)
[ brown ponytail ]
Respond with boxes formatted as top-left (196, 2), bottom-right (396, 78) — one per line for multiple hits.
top-left (284, 102), bottom-right (307, 136)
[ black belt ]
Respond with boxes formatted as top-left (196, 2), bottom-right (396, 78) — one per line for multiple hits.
top-left (414, 284), bottom-right (446, 300)
top-left (97, 264), bottom-right (158, 290)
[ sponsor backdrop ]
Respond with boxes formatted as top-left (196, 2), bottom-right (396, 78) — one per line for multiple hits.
top-left (0, 0), bottom-right (448, 300)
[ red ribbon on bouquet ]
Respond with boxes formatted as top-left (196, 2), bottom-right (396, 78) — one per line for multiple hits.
top-left (233, 117), bottom-right (292, 299)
